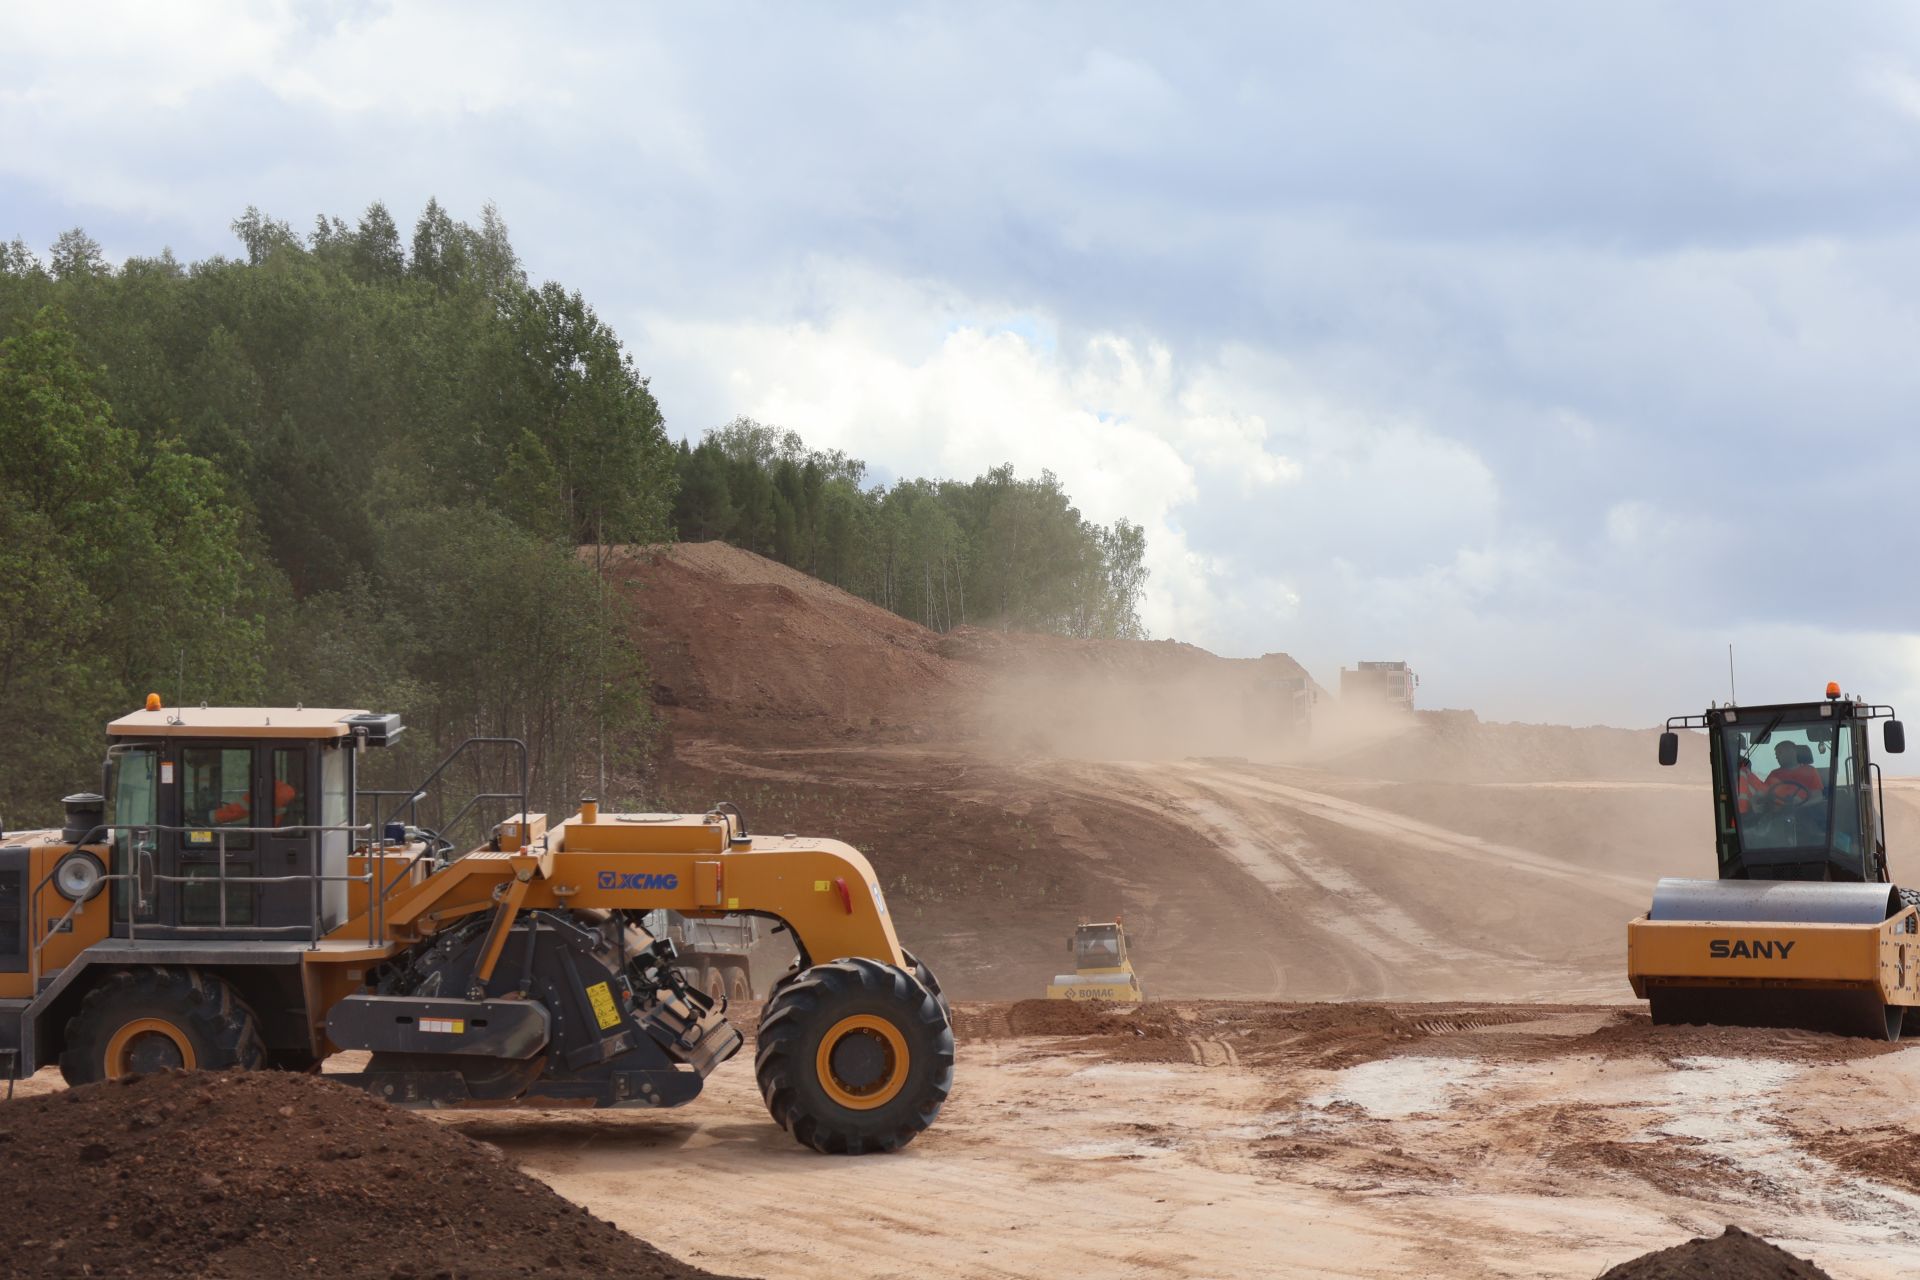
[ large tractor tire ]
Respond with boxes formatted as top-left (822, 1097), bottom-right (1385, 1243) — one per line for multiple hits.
top-left (703, 968), bottom-right (728, 1003)
top-left (755, 957), bottom-right (954, 1154)
top-left (727, 965), bottom-right (753, 1005)
top-left (60, 967), bottom-right (266, 1085)
top-left (901, 948), bottom-right (952, 1023)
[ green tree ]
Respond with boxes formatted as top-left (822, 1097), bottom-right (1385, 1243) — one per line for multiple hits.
top-left (0, 308), bottom-right (258, 821)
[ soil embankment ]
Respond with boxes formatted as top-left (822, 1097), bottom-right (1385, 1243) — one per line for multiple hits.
top-left (608, 542), bottom-right (1712, 1002)
top-left (0, 1069), bottom-right (736, 1279)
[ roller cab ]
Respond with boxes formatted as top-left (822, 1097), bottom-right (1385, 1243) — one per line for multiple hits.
top-left (1628, 689), bottom-right (1919, 1040)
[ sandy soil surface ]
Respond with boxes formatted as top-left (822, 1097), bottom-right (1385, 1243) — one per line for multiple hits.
top-left (555, 541), bottom-right (1920, 1276)
top-left (412, 1002), bottom-right (1920, 1280)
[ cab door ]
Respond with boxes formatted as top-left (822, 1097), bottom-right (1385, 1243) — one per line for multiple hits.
top-left (172, 743), bottom-right (260, 931)
top-left (258, 745), bottom-right (317, 932)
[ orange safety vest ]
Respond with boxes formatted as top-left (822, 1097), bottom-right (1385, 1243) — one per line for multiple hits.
top-left (213, 780), bottom-right (298, 826)
top-left (1764, 763), bottom-right (1822, 806)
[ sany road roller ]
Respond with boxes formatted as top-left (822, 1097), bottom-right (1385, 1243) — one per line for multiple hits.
top-left (1629, 683), bottom-right (1920, 1041)
top-left (0, 700), bottom-right (953, 1152)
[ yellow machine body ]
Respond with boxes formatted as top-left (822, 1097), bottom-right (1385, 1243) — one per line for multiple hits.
top-left (1628, 907), bottom-right (1920, 1005)
top-left (1632, 690), bottom-right (1918, 1040)
top-left (1046, 920), bottom-right (1143, 1003)
top-left (302, 810), bottom-right (906, 1040)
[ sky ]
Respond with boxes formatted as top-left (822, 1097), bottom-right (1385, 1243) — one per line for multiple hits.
top-left (6, 2), bottom-right (1920, 728)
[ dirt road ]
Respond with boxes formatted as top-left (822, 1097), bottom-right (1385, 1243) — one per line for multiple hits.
top-left (434, 1002), bottom-right (1920, 1280)
top-left (1034, 758), bottom-right (1700, 1002)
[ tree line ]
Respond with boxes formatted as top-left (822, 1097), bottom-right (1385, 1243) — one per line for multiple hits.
top-left (0, 203), bottom-right (670, 826)
top-left (0, 203), bottom-right (1148, 827)
top-left (671, 419), bottom-right (1149, 639)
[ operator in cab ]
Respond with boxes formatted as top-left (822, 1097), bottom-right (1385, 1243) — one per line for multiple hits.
top-left (1763, 742), bottom-right (1824, 810)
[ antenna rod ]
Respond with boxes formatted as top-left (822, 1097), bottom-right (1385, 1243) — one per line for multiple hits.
top-left (1728, 643), bottom-right (1737, 706)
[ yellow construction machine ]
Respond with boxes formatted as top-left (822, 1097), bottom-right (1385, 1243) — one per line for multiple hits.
top-left (0, 700), bottom-right (953, 1152)
top-left (1629, 684), bottom-right (1920, 1040)
top-left (1046, 920), bottom-right (1144, 1003)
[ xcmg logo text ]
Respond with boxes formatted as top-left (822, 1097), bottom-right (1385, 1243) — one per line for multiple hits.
top-left (597, 871), bottom-right (680, 891)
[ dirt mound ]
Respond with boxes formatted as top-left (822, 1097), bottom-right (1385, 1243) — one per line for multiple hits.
top-left (0, 1069), bottom-right (740, 1280)
top-left (1805, 1124), bottom-right (1920, 1194)
top-left (993, 999), bottom-right (1587, 1068)
top-left (1598, 1226), bottom-right (1834, 1279)
top-left (602, 542), bottom-right (968, 737)
top-left (943, 626), bottom-right (1323, 760)
top-left (1323, 711), bottom-right (1695, 783)
top-left (1571, 1010), bottom-right (1907, 1064)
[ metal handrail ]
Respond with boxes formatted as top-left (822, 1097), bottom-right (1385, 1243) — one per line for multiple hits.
top-left (24, 820), bottom-right (405, 989)
top-left (26, 736), bottom-right (531, 989)
top-left (374, 737), bottom-right (529, 845)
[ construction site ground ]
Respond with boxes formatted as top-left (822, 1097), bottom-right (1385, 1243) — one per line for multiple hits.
top-left (12, 993), bottom-right (1919, 1278)
top-left (430, 1000), bottom-right (1920, 1280)
top-left (9, 542), bottom-right (1915, 1277)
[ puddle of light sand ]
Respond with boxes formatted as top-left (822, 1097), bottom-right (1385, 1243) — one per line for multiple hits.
top-left (1303, 1056), bottom-right (1507, 1118)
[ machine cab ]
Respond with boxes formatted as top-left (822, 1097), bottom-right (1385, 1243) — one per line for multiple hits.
top-left (1072, 921), bottom-right (1130, 972)
top-left (101, 705), bottom-right (401, 938)
top-left (1660, 692), bottom-right (1904, 884)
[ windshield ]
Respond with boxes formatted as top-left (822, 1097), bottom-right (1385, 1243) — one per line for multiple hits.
top-left (1725, 718), bottom-right (1841, 854)
top-left (1075, 926), bottom-right (1124, 968)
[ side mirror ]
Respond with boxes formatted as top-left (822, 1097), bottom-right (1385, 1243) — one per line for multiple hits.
top-left (1657, 731), bottom-right (1678, 767)
top-left (1886, 720), bottom-right (1906, 755)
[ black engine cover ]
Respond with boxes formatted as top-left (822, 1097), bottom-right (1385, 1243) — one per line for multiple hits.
top-left (335, 909), bottom-right (741, 1109)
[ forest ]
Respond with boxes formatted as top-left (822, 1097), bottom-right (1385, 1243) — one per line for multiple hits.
top-left (0, 203), bottom-right (1146, 827)
top-left (671, 420), bottom-right (1148, 640)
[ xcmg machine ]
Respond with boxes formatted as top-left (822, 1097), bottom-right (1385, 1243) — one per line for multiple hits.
top-left (0, 700), bottom-right (952, 1153)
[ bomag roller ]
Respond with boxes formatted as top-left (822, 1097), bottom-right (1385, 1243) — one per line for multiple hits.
top-left (0, 699), bottom-right (953, 1152)
top-left (1628, 683), bottom-right (1920, 1040)
top-left (1045, 920), bottom-right (1143, 1003)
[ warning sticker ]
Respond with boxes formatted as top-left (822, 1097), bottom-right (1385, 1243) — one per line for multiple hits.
top-left (420, 1018), bottom-right (465, 1035)
top-left (586, 980), bottom-right (621, 1030)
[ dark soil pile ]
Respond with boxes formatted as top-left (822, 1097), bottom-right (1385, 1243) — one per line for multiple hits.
top-left (600, 542), bottom-right (966, 739)
top-left (1598, 1226), bottom-right (1834, 1279)
top-left (1806, 1124), bottom-right (1920, 1193)
top-left (0, 1069), bottom-right (746, 1280)
top-left (1573, 1010), bottom-right (1905, 1065)
top-left (997, 998), bottom-right (1574, 1068)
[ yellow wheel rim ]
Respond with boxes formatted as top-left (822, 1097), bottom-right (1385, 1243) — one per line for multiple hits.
top-left (105, 1017), bottom-right (196, 1077)
top-left (814, 1014), bottom-right (909, 1110)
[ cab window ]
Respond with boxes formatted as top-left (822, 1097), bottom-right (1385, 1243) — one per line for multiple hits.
top-left (106, 748), bottom-right (157, 916)
top-left (181, 747), bottom-right (255, 849)
top-left (272, 750), bottom-right (308, 828)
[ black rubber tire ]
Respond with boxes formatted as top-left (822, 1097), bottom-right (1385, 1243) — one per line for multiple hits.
top-left (755, 957), bottom-right (954, 1154)
top-left (900, 948), bottom-right (953, 1024)
top-left (760, 960), bottom-right (804, 1022)
top-left (59, 967), bottom-right (267, 1086)
top-left (703, 968), bottom-right (727, 1002)
top-left (1650, 986), bottom-right (1903, 1041)
top-left (1898, 886), bottom-right (1920, 913)
top-left (728, 966), bottom-right (753, 1004)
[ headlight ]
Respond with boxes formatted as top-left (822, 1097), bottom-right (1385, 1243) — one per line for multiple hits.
top-left (54, 851), bottom-right (105, 902)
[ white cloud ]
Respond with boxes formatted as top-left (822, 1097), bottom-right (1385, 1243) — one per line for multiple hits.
top-left (9, 3), bottom-right (1920, 729)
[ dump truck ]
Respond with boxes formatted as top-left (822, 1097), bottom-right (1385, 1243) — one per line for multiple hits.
top-left (0, 700), bottom-right (953, 1152)
top-left (1628, 684), bottom-right (1920, 1041)
top-left (644, 909), bottom-right (781, 1003)
top-left (1339, 661), bottom-right (1418, 713)
top-left (1046, 920), bottom-right (1143, 1003)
